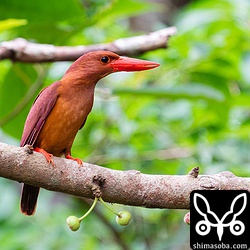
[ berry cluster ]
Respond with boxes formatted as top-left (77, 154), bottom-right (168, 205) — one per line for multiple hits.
top-left (66, 197), bottom-right (132, 231)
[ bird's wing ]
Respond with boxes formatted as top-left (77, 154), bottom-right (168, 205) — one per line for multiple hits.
top-left (20, 81), bottom-right (60, 147)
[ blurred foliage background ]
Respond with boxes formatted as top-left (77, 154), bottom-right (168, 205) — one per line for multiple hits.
top-left (0, 0), bottom-right (250, 249)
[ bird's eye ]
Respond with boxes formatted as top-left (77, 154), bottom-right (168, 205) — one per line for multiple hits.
top-left (101, 56), bottom-right (110, 64)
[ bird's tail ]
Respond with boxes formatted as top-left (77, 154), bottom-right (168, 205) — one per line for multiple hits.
top-left (20, 184), bottom-right (40, 216)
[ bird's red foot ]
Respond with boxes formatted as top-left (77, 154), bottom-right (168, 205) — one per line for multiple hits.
top-left (65, 154), bottom-right (83, 166)
top-left (34, 147), bottom-right (54, 166)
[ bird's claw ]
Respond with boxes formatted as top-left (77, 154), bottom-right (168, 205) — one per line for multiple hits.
top-left (34, 147), bottom-right (55, 166)
top-left (65, 154), bottom-right (83, 166)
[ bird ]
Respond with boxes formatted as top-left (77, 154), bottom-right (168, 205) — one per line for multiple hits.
top-left (20, 50), bottom-right (159, 215)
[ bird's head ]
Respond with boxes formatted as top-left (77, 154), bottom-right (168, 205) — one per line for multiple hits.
top-left (63, 51), bottom-right (160, 84)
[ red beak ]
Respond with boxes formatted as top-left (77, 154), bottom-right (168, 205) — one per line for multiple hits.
top-left (110, 56), bottom-right (160, 72)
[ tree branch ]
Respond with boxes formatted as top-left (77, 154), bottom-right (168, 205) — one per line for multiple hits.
top-left (0, 27), bottom-right (177, 63)
top-left (0, 142), bottom-right (249, 209)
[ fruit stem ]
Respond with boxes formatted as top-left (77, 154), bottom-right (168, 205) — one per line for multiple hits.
top-left (79, 197), bottom-right (98, 222)
top-left (98, 197), bottom-right (120, 217)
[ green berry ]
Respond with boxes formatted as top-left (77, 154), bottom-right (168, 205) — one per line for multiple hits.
top-left (66, 215), bottom-right (80, 231)
top-left (116, 210), bottom-right (131, 226)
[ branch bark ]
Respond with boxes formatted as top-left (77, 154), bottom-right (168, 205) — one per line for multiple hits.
top-left (0, 27), bottom-right (177, 63)
top-left (0, 142), bottom-right (249, 209)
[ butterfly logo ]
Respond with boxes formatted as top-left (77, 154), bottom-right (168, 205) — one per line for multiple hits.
top-left (193, 193), bottom-right (247, 241)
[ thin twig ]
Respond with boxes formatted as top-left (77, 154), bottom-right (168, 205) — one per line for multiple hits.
top-left (0, 27), bottom-right (177, 62)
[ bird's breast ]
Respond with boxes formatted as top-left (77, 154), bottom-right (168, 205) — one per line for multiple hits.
top-left (36, 92), bottom-right (94, 156)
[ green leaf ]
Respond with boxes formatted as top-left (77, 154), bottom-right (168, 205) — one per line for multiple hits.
top-left (0, 0), bottom-right (85, 43)
top-left (0, 19), bottom-right (27, 32)
top-left (0, 63), bottom-right (39, 139)
top-left (93, 0), bottom-right (157, 26)
top-left (113, 84), bottom-right (225, 102)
